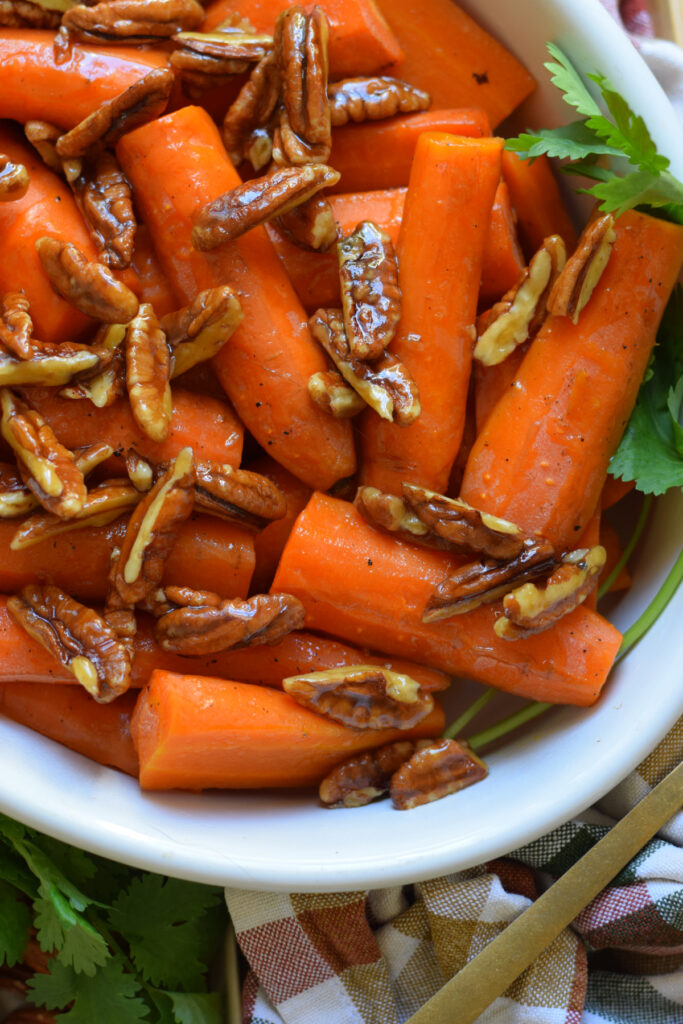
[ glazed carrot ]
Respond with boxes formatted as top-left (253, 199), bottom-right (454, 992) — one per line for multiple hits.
top-left (248, 455), bottom-right (312, 594)
top-left (131, 223), bottom-right (178, 319)
top-left (0, 30), bottom-right (168, 129)
top-left (479, 181), bottom-right (525, 308)
top-left (361, 132), bottom-right (503, 494)
top-left (501, 151), bottom-right (578, 258)
top-left (23, 386), bottom-right (243, 472)
top-left (460, 210), bottom-right (683, 550)
top-left (272, 493), bottom-right (622, 706)
top-left (374, 0), bottom-right (535, 128)
top-left (599, 519), bottom-right (631, 593)
top-left (117, 106), bottom-right (355, 490)
top-left (329, 109), bottom-right (491, 194)
top-left (601, 476), bottom-right (636, 510)
top-left (131, 670), bottom-right (445, 790)
top-left (0, 683), bottom-right (138, 776)
top-left (0, 515), bottom-right (255, 601)
top-left (474, 344), bottom-right (527, 433)
top-left (202, 0), bottom-right (402, 79)
top-left (578, 505), bottom-right (601, 611)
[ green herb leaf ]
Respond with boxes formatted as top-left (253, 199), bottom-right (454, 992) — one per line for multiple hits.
top-left (544, 42), bottom-right (603, 119)
top-left (167, 992), bottom-right (223, 1024)
top-left (505, 120), bottom-right (621, 162)
top-left (0, 838), bottom-right (38, 898)
top-left (28, 954), bottom-right (149, 1024)
top-left (591, 169), bottom-right (683, 216)
top-left (0, 879), bottom-right (31, 967)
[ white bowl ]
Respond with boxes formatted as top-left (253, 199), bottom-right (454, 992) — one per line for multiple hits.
top-left (1, 0), bottom-right (682, 890)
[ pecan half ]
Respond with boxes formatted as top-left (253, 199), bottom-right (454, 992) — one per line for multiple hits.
top-left (474, 235), bottom-right (567, 367)
top-left (283, 664), bottom-right (434, 730)
top-left (547, 214), bottom-right (616, 324)
top-left (7, 584), bottom-right (131, 702)
top-left (194, 460), bottom-right (287, 529)
top-left (36, 238), bottom-right (139, 323)
top-left (59, 322), bottom-right (126, 407)
top-left (10, 479), bottom-right (140, 550)
top-left (329, 76), bottom-right (431, 126)
top-left (0, 462), bottom-right (37, 518)
top-left (0, 388), bottom-right (86, 518)
top-left (125, 449), bottom-right (153, 491)
top-left (309, 308), bottom-right (420, 424)
top-left (56, 67), bottom-right (174, 158)
top-left (162, 286), bottom-right (243, 378)
top-left (277, 194), bottom-right (338, 251)
top-left (402, 484), bottom-right (527, 560)
top-left (338, 221), bottom-right (401, 359)
top-left (172, 28), bottom-right (272, 69)
top-left (0, 154), bottom-right (29, 201)
top-left (0, 342), bottom-right (101, 387)
top-left (495, 545), bottom-right (606, 639)
top-left (0, 293), bottom-right (33, 359)
top-left (308, 369), bottom-right (365, 417)
top-left (63, 0), bottom-right (203, 43)
top-left (0, 0), bottom-right (62, 28)
top-left (68, 150), bottom-right (136, 269)
top-left (354, 485), bottom-right (451, 549)
top-left (125, 303), bottom-right (172, 443)
top-left (319, 739), bottom-right (424, 807)
top-left (390, 738), bottom-right (488, 810)
top-left (275, 5), bottom-right (331, 165)
top-left (24, 120), bottom-right (63, 174)
top-left (222, 51), bottom-right (280, 170)
top-left (192, 164), bottom-right (340, 250)
top-left (154, 591), bottom-right (305, 653)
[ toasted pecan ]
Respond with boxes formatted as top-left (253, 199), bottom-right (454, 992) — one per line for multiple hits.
top-left (68, 150), bottom-right (136, 268)
top-left (319, 739), bottom-right (422, 807)
top-left (0, 293), bottom-right (33, 359)
top-left (308, 369), bottom-right (365, 417)
top-left (0, 0), bottom-right (62, 28)
top-left (547, 214), bottom-right (616, 324)
top-left (10, 479), bottom-right (140, 550)
top-left (125, 303), bottom-right (172, 443)
top-left (36, 238), bottom-right (139, 323)
top-left (402, 484), bottom-right (527, 560)
top-left (63, 0), bottom-right (203, 43)
top-left (24, 120), bottom-right (63, 174)
top-left (154, 590), bottom-right (305, 653)
top-left (354, 486), bottom-right (451, 549)
top-left (59, 321), bottom-right (126, 407)
top-left (193, 460), bottom-right (287, 529)
top-left (338, 220), bottom-right (401, 359)
top-left (125, 449), bottom-right (154, 492)
top-left (0, 154), bottom-right (29, 201)
top-left (275, 5), bottom-right (331, 165)
top-left (328, 76), bottom-right (430, 126)
top-left (0, 462), bottom-right (37, 518)
top-left (0, 341), bottom-right (101, 387)
top-left (173, 28), bottom-right (272, 66)
top-left (277, 194), bottom-right (338, 251)
top-left (222, 50), bottom-right (280, 170)
top-left (162, 286), bottom-right (243, 377)
top-left (390, 738), bottom-right (488, 810)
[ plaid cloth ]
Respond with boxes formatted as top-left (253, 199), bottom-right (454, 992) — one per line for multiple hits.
top-left (225, 717), bottom-right (683, 1024)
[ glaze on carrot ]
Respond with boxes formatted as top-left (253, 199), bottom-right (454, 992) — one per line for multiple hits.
top-left (479, 181), bottom-right (525, 308)
top-left (501, 151), bottom-right (578, 259)
top-left (248, 454), bottom-right (312, 594)
top-left (474, 344), bottom-right (527, 434)
top-left (131, 223), bottom-right (178, 319)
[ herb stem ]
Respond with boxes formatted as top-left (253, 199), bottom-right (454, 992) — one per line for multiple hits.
top-left (442, 688), bottom-right (496, 739)
top-left (468, 701), bottom-right (552, 751)
top-left (617, 542), bottom-right (683, 660)
top-left (598, 494), bottom-right (652, 600)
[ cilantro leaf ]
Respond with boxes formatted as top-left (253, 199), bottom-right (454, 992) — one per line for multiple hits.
top-left (506, 120), bottom-right (621, 162)
top-left (0, 879), bottom-right (31, 966)
top-left (586, 75), bottom-right (668, 174)
top-left (28, 954), bottom-right (149, 1024)
top-left (167, 992), bottom-right (223, 1024)
top-left (591, 169), bottom-right (683, 216)
top-left (0, 838), bottom-right (38, 898)
top-left (544, 42), bottom-right (602, 118)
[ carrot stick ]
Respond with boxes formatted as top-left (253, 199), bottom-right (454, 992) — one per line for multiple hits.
top-left (0, 683), bottom-right (138, 776)
top-left (601, 476), bottom-right (636, 510)
top-left (131, 223), bottom-right (178, 319)
top-left (599, 519), bottom-right (631, 593)
top-left (131, 669), bottom-right (445, 790)
top-left (373, 0), bottom-right (535, 128)
top-left (501, 151), bottom-right (578, 259)
top-left (329, 109), bottom-right (491, 194)
top-left (460, 210), bottom-right (683, 550)
top-left (474, 344), bottom-right (527, 434)
top-left (117, 105), bottom-right (355, 490)
top-left (272, 492), bottom-right (622, 706)
top-left (361, 132), bottom-right (503, 495)
top-left (247, 454), bottom-right (312, 594)
top-left (479, 181), bottom-right (525, 308)
top-left (0, 30), bottom-right (168, 129)
top-left (202, 0), bottom-right (402, 79)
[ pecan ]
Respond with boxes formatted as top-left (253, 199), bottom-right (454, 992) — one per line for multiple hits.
top-left (319, 739), bottom-right (422, 807)
top-left (0, 293), bottom-right (33, 359)
top-left (125, 303), bottom-right (172, 443)
top-left (423, 537), bottom-right (557, 622)
top-left (309, 308), bottom-right (420, 424)
top-left (329, 76), bottom-right (430, 127)
top-left (0, 340), bottom-right (103, 387)
top-left (0, 462), bottom-right (37, 518)
top-left (0, 0), bottom-right (62, 28)
top-left (193, 460), bottom-right (287, 529)
top-left (494, 545), bottom-right (606, 640)
top-left (7, 584), bottom-right (131, 702)
top-left (125, 449), bottom-right (153, 491)
top-left (0, 154), bottom-right (29, 202)
top-left (36, 238), bottom-right (139, 323)
top-left (74, 440), bottom-right (115, 475)
top-left (474, 235), bottom-right (567, 367)
top-left (53, 24), bottom-right (73, 64)
top-left (308, 369), bottom-right (365, 417)
top-left (277, 194), bottom-right (338, 251)
top-left (63, 0), bottom-right (203, 43)
top-left (24, 120), bottom-right (63, 174)
top-left (103, 545), bottom-right (137, 642)
top-left (172, 28), bottom-right (272, 68)
top-left (275, 5), bottom-right (331, 165)
top-left (0, 388), bottom-right (86, 518)
top-left (111, 447), bottom-right (195, 606)
top-left (162, 286), bottom-right (243, 378)
top-left (154, 591), bottom-right (305, 653)
top-left (402, 484), bottom-right (527, 560)
top-left (56, 67), bottom-right (174, 158)
top-left (283, 664), bottom-right (434, 731)
top-left (547, 214), bottom-right (616, 324)
top-left (192, 164), bottom-right (340, 250)
top-left (68, 150), bottom-right (136, 268)
top-left (10, 479), bottom-right (140, 550)
top-left (60, 321), bottom-right (126, 407)
top-left (354, 486), bottom-right (451, 549)
top-left (390, 738), bottom-right (488, 810)
top-left (222, 51), bottom-right (280, 170)
top-left (338, 221), bottom-right (401, 359)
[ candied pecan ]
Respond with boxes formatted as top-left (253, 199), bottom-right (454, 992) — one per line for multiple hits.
top-left (402, 484), bottom-right (526, 560)
top-left (309, 308), bottom-right (420, 424)
top-left (222, 51), bottom-right (280, 170)
top-left (495, 545), bottom-right (606, 640)
top-left (338, 221), bottom-right (401, 359)
top-left (60, 321), bottom-right (126, 408)
top-left (103, 545), bottom-right (137, 642)
top-left (308, 369), bottom-right (365, 417)
top-left (63, 0), bottom-right (203, 43)
top-left (328, 76), bottom-right (431, 126)
top-left (10, 479), bottom-right (140, 550)
top-left (155, 591), bottom-right (305, 653)
top-left (277, 194), bottom-right (338, 252)
top-left (0, 340), bottom-right (102, 387)
top-left (36, 238), bottom-right (139, 323)
top-left (111, 447), bottom-right (195, 606)
top-left (0, 462), bottom-right (37, 518)
top-left (275, 5), bottom-right (331, 165)
top-left (73, 440), bottom-right (115, 475)
top-left (192, 164), bottom-right (340, 250)
top-left (547, 214), bottom-right (616, 324)
top-left (474, 235), bottom-right (567, 366)
top-left (319, 739), bottom-right (421, 807)
top-left (162, 286), bottom-right (243, 378)
top-left (423, 537), bottom-right (557, 622)
top-left (53, 24), bottom-right (73, 64)
top-left (193, 460), bottom-right (287, 529)
top-left (125, 303), bottom-right (172, 443)
top-left (68, 150), bottom-right (136, 269)
top-left (24, 120), bottom-right (63, 174)
top-left (0, 388), bottom-right (86, 518)
top-left (171, 50), bottom-right (250, 95)
top-left (173, 28), bottom-right (272, 64)
top-left (283, 664), bottom-right (434, 731)
top-left (390, 738), bottom-right (488, 810)
top-left (0, 0), bottom-right (61, 28)
top-left (0, 293), bottom-right (33, 359)
top-left (354, 486), bottom-right (451, 549)
top-left (7, 584), bottom-right (131, 702)
top-left (126, 449), bottom-right (153, 491)
top-left (0, 154), bottom-right (29, 202)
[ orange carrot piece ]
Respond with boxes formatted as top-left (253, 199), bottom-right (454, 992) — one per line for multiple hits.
top-left (474, 344), bottom-right (527, 434)
top-left (273, 492), bottom-right (622, 706)
top-left (599, 519), bottom-right (632, 593)
top-left (0, 683), bottom-right (138, 776)
top-left (479, 181), bottom-right (525, 308)
top-left (361, 132), bottom-right (503, 494)
top-left (117, 106), bottom-right (355, 490)
top-left (460, 210), bottom-right (683, 550)
top-left (329, 109), bottom-right (491, 194)
top-left (501, 151), bottom-right (578, 259)
top-left (601, 476), bottom-right (636, 510)
top-left (131, 223), bottom-right (178, 319)
top-left (131, 669), bottom-right (445, 790)
top-left (248, 454), bottom-right (312, 594)
top-left (202, 0), bottom-right (402, 79)
top-left (577, 505), bottom-right (601, 611)
top-left (374, 0), bottom-right (535, 128)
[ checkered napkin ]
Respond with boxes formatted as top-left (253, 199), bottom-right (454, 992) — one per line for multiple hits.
top-left (225, 717), bottom-right (683, 1024)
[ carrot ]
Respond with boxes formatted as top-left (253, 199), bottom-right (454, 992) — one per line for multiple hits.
top-left (248, 454), bottom-right (312, 594)
top-left (117, 105), bottom-right (356, 490)
top-left (0, 30), bottom-right (168, 129)
top-left (0, 515), bottom-right (255, 601)
top-left (374, 0), bottom-right (535, 128)
top-left (272, 492), bottom-right (622, 706)
top-left (131, 669), bottom-right (445, 790)
top-left (0, 683), bottom-right (138, 776)
top-left (601, 476), bottom-right (636, 510)
top-left (460, 210), bottom-right (683, 550)
top-left (501, 151), bottom-right (578, 259)
top-left (202, 0), bottom-right (402, 79)
top-left (361, 132), bottom-right (503, 495)
top-left (474, 344), bottom-right (527, 434)
top-left (578, 505), bottom-right (601, 611)
top-left (328, 109), bottom-right (491, 194)
top-left (599, 519), bottom-right (631, 593)
top-left (479, 181), bottom-right (525, 308)
top-left (131, 223), bottom-right (178, 319)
